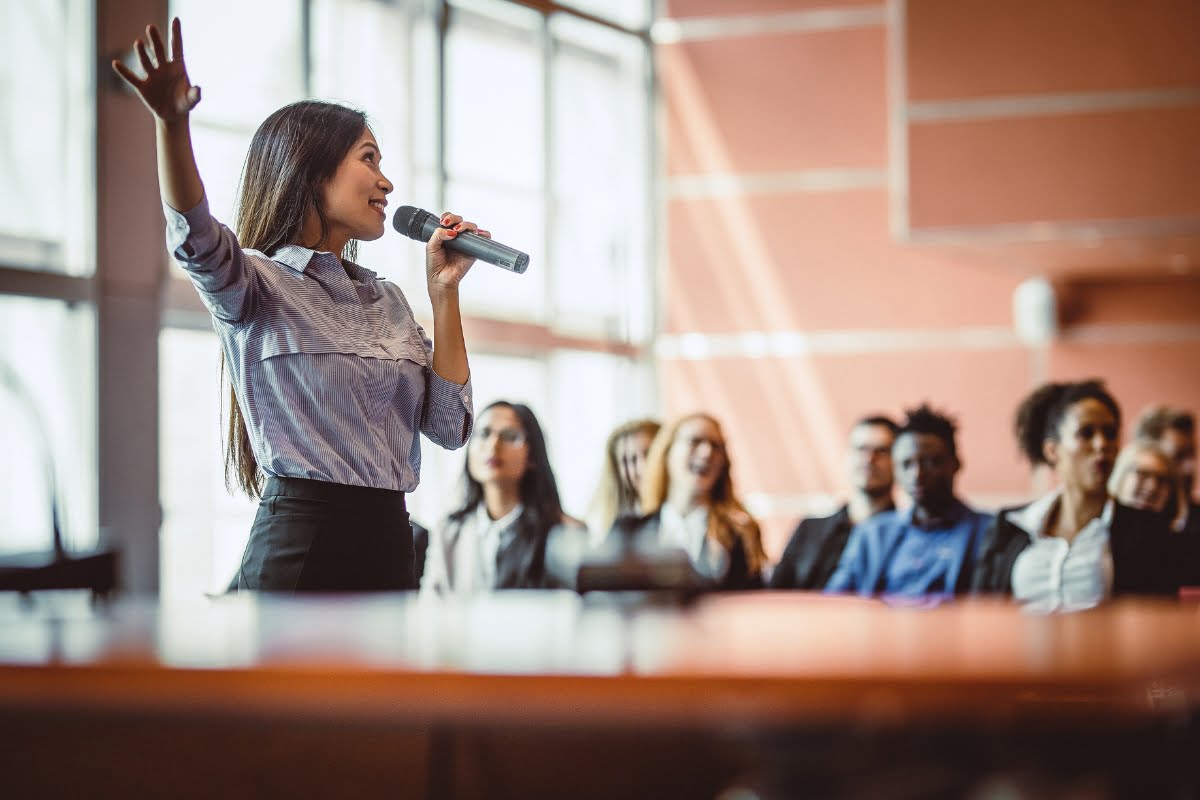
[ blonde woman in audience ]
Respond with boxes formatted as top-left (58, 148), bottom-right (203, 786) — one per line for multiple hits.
top-left (1108, 439), bottom-right (1179, 524)
top-left (422, 401), bottom-right (586, 594)
top-left (587, 418), bottom-right (661, 542)
top-left (972, 380), bottom-right (1182, 609)
top-left (607, 413), bottom-right (766, 589)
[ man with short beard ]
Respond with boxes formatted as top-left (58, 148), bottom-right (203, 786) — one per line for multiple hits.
top-left (770, 416), bottom-right (898, 589)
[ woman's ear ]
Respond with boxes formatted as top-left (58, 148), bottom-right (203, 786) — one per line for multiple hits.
top-left (1042, 437), bottom-right (1059, 467)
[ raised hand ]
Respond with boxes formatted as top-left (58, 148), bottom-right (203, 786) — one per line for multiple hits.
top-left (111, 18), bottom-right (200, 122)
top-left (426, 213), bottom-right (489, 293)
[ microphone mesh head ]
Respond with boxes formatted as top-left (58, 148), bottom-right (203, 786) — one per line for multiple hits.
top-left (392, 206), bottom-right (432, 241)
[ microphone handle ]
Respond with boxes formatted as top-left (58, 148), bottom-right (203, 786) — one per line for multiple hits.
top-left (418, 217), bottom-right (529, 274)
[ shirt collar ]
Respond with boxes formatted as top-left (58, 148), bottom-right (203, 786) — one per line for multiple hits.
top-left (1009, 489), bottom-right (1114, 539)
top-left (474, 501), bottom-right (523, 533)
top-left (270, 244), bottom-right (379, 282)
top-left (900, 497), bottom-right (969, 530)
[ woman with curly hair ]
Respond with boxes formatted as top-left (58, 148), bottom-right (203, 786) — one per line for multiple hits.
top-left (972, 380), bottom-right (1182, 608)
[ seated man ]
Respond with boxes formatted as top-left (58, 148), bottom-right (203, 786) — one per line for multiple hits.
top-left (770, 415), bottom-right (897, 589)
top-left (825, 404), bottom-right (992, 597)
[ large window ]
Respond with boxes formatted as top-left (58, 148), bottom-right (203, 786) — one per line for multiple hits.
top-left (0, 1), bottom-right (94, 275)
top-left (0, 0), bottom-right (96, 561)
top-left (152, 0), bottom-right (655, 594)
top-left (0, 297), bottom-right (96, 556)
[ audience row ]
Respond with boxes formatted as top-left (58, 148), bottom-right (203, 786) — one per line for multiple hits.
top-left (417, 382), bottom-right (1200, 609)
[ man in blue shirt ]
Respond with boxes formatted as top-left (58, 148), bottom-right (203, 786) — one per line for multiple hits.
top-left (825, 404), bottom-right (992, 597)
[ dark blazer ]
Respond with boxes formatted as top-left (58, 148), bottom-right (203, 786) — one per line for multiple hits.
top-left (769, 505), bottom-right (858, 590)
top-left (971, 500), bottom-right (1185, 596)
top-left (611, 510), bottom-right (763, 591)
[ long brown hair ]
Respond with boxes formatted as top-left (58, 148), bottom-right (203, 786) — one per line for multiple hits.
top-left (639, 413), bottom-right (767, 575)
top-left (588, 418), bottom-right (661, 535)
top-left (222, 100), bottom-right (370, 497)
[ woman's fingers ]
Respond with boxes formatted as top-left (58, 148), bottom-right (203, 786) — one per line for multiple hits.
top-left (135, 38), bottom-right (155, 75)
top-left (170, 17), bottom-right (184, 61)
top-left (147, 24), bottom-right (169, 67)
top-left (110, 59), bottom-right (144, 90)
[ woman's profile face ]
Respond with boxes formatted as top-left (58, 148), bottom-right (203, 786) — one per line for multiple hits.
top-left (666, 417), bottom-right (727, 500)
top-left (319, 128), bottom-right (394, 246)
top-left (616, 430), bottom-right (654, 496)
top-left (1116, 449), bottom-right (1172, 512)
top-left (467, 406), bottom-right (530, 490)
top-left (1050, 398), bottom-right (1119, 495)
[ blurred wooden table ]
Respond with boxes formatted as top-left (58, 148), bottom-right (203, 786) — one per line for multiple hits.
top-left (1, 591), bottom-right (1198, 798)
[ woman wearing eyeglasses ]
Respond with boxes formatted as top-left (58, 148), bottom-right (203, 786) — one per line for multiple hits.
top-left (1108, 439), bottom-right (1179, 524)
top-left (421, 401), bottom-right (586, 593)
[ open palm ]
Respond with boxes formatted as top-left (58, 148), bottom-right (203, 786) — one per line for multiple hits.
top-left (111, 18), bottom-right (200, 122)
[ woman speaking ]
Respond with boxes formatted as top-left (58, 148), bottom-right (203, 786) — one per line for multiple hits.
top-left (114, 19), bottom-right (485, 592)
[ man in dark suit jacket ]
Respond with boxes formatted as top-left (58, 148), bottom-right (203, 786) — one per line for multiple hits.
top-left (770, 415), bottom-right (898, 589)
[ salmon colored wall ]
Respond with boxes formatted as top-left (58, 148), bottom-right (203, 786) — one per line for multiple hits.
top-left (657, 0), bottom-right (1200, 559)
top-left (909, 108), bottom-right (1200, 227)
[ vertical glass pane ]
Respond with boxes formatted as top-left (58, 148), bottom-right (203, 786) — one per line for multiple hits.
top-left (0, 0), bottom-right (93, 274)
top-left (547, 352), bottom-right (654, 518)
top-left (159, 328), bottom-right (258, 597)
top-left (550, 15), bottom-right (650, 340)
top-left (444, 3), bottom-right (547, 322)
top-left (0, 296), bottom-right (96, 555)
top-left (445, 6), bottom-right (544, 189)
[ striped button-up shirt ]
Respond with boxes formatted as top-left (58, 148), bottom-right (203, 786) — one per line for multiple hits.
top-left (165, 196), bottom-right (473, 492)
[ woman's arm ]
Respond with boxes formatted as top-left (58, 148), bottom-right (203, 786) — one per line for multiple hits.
top-left (112, 18), bottom-right (204, 212)
top-left (424, 213), bottom-right (487, 386)
top-left (113, 19), bottom-right (258, 322)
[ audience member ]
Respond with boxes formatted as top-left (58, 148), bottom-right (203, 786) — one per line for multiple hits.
top-left (825, 404), bottom-right (991, 597)
top-left (771, 415), bottom-right (898, 589)
top-left (607, 413), bottom-right (766, 589)
top-left (421, 401), bottom-right (586, 594)
top-left (587, 418), bottom-right (661, 542)
top-left (1135, 406), bottom-right (1199, 536)
top-left (1108, 439), bottom-right (1178, 524)
top-left (972, 380), bottom-right (1178, 609)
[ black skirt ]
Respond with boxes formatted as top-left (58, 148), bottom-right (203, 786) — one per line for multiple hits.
top-left (237, 476), bottom-right (415, 592)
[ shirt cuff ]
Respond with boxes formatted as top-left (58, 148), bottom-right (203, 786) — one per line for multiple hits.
top-left (164, 194), bottom-right (220, 263)
top-left (427, 371), bottom-right (473, 415)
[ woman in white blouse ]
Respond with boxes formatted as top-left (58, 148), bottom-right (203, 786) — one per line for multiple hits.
top-left (972, 380), bottom-right (1178, 609)
top-left (421, 401), bottom-right (585, 593)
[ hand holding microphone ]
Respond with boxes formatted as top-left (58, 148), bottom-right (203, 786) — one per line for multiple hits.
top-left (394, 206), bottom-right (529, 275)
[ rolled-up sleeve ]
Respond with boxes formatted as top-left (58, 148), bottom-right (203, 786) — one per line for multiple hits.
top-left (164, 196), bottom-right (257, 323)
top-left (421, 370), bottom-right (474, 449)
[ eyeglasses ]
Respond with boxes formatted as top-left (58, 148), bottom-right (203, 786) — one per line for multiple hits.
top-left (1132, 468), bottom-right (1170, 487)
top-left (476, 426), bottom-right (526, 446)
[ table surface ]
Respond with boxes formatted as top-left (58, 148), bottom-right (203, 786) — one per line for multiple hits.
top-left (1, 591), bottom-right (1198, 727)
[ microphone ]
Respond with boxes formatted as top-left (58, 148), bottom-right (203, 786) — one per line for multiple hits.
top-left (392, 206), bottom-right (529, 274)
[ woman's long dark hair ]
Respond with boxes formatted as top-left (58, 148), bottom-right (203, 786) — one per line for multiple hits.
top-left (449, 401), bottom-right (565, 588)
top-left (221, 100), bottom-right (369, 497)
